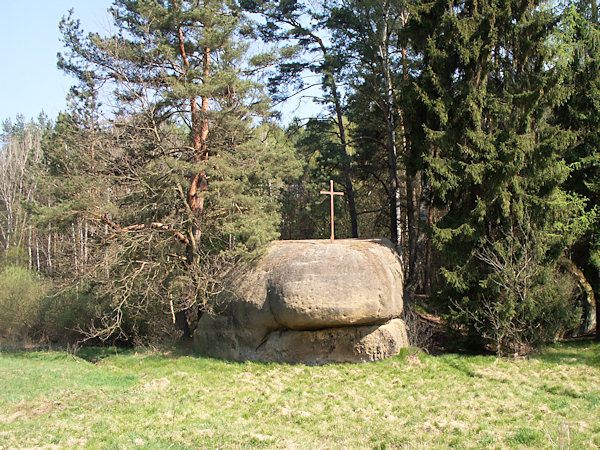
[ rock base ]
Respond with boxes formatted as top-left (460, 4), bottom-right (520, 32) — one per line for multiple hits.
top-left (194, 317), bottom-right (408, 364)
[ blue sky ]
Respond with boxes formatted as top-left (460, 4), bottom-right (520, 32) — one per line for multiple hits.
top-left (0, 1), bottom-right (321, 126)
top-left (0, 1), bottom-right (113, 124)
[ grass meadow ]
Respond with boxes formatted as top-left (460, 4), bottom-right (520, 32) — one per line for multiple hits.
top-left (0, 341), bottom-right (599, 448)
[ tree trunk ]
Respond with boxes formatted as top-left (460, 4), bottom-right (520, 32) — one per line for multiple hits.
top-left (406, 172), bottom-right (420, 279)
top-left (597, 272), bottom-right (600, 341)
top-left (596, 269), bottom-right (600, 342)
top-left (84, 221), bottom-right (88, 263)
top-left (309, 31), bottom-right (359, 239)
top-left (398, 87), bottom-right (418, 279)
top-left (558, 257), bottom-right (596, 336)
top-left (594, 0), bottom-right (600, 340)
top-left (380, 7), bottom-right (402, 255)
top-left (47, 225), bottom-right (52, 273)
top-left (331, 82), bottom-right (358, 238)
top-left (385, 115), bottom-right (401, 252)
top-left (176, 13), bottom-right (211, 332)
top-left (79, 221), bottom-right (85, 267)
top-left (35, 228), bottom-right (40, 271)
top-left (177, 19), bottom-right (211, 253)
top-left (190, 45), bottom-right (211, 248)
top-left (425, 186), bottom-right (435, 294)
top-left (71, 222), bottom-right (78, 272)
top-left (28, 225), bottom-right (32, 270)
top-left (398, 25), bottom-right (419, 279)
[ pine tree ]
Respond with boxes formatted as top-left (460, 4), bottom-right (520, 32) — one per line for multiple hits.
top-left (242, 0), bottom-right (360, 237)
top-left (55, 0), bottom-right (300, 342)
top-left (326, 0), bottom-right (430, 288)
top-left (327, 0), bottom-right (407, 253)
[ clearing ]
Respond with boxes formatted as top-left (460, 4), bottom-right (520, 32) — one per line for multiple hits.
top-left (0, 341), bottom-right (599, 447)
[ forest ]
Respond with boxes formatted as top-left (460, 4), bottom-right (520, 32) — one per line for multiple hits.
top-left (1, 0), bottom-right (600, 356)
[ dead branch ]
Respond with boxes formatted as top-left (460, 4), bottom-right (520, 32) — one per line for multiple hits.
top-left (84, 214), bottom-right (189, 245)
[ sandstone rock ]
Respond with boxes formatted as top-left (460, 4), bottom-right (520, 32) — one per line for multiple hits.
top-left (260, 319), bottom-right (409, 364)
top-left (194, 238), bottom-right (408, 364)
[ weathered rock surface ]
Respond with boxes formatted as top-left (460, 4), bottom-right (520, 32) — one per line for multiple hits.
top-left (194, 238), bottom-right (408, 364)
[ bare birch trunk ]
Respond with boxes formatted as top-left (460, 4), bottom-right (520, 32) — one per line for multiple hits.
top-left (78, 221), bottom-right (82, 267)
top-left (28, 225), bottom-right (32, 270)
top-left (47, 225), bottom-right (52, 273)
top-left (35, 228), bottom-right (40, 271)
top-left (85, 221), bottom-right (89, 263)
top-left (72, 222), bottom-right (79, 272)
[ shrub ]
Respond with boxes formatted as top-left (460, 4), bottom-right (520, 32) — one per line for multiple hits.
top-left (449, 222), bottom-right (581, 355)
top-left (40, 284), bottom-right (102, 344)
top-left (0, 265), bottom-right (48, 342)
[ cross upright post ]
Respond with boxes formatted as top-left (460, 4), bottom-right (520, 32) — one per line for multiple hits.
top-left (320, 179), bottom-right (344, 244)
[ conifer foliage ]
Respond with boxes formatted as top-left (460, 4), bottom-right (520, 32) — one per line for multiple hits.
top-left (50, 0), bottom-right (299, 343)
top-left (413, 0), bottom-right (583, 351)
top-left (556, 0), bottom-right (600, 341)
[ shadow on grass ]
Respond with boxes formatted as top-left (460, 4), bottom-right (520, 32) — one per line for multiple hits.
top-left (535, 340), bottom-right (600, 408)
top-left (438, 355), bottom-right (478, 378)
top-left (0, 338), bottom-right (198, 363)
top-left (75, 346), bottom-right (136, 363)
top-left (533, 338), bottom-right (600, 368)
top-left (74, 340), bottom-right (201, 363)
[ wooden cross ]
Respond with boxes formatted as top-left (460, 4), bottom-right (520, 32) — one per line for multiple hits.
top-left (320, 179), bottom-right (344, 244)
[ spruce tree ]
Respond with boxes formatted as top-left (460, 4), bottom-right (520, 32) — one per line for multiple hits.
top-left (555, 0), bottom-right (600, 340)
top-left (413, 0), bottom-right (580, 352)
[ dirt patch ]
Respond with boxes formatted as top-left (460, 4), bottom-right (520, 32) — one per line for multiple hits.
top-left (141, 377), bottom-right (170, 392)
top-left (2, 400), bottom-right (66, 423)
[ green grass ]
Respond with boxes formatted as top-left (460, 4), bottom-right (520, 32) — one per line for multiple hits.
top-left (1, 341), bottom-right (599, 448)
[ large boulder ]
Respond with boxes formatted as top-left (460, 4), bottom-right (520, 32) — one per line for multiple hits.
top-left (194, 238), bottom-right (409, 364)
